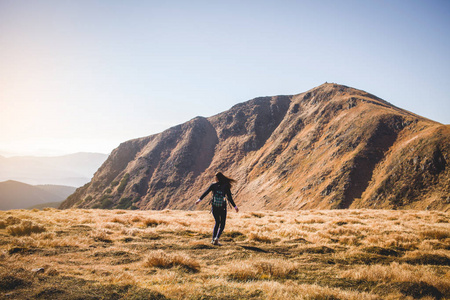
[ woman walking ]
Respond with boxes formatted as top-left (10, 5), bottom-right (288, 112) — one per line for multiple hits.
top-left (196, 172), bottom-right (239, 245)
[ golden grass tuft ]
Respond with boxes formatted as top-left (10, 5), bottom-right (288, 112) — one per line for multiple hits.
top-left (143, 250), bottom-right (200, 273)
top-left (419, 228), bottom-right (450, 240)
top-left (109, 216), bottom-right (129, 225)
top-left (249, 232), bottom-right (276, 243)
top-left (142, 218), bottom-right (167, 227)
top-left (252, 259), bottom-right (298, 279)
top-left (250, 212), bottom-right (265, 218)
top-left (258, 281), bottom-right (379, 300)
top-left (382, 233), bottom-right (420, 250)
top-left (419, 239), bottom-right (450, 251)
top-left (5, 216), bottom-right (21, 225)
top-left (227, 259), bottom-right (297, 281)
top-left (338, 235), bottom-right (360, 246)
top-left (226, 263), bottom-right (258, 281)
top-left (107, 271), bottom-right (136, 285)
top-left (6, 221), bottom-right (46, 236)
top-left (121, 228), bottom-right (141, 236)
top-left (341, 262), bottom-right (450, 295)
top-left (402, 250), bottom-right (450, 266)
top-left (130, 215), bottom-right (142, 223)
top-left (91, 230), bottom-right (113, 243)
top-left (299, 217), bottom-right (326, 224)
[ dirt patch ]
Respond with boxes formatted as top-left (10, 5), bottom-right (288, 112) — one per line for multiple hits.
top-left (34, 287), bottom-right (65, 299)
top-left (363, 246), bottom-right (401, 257)
top-left (222, 230), bottom-right (246, 241)
top-left (0, 274), bottom-right (29, 291)
top-left (403, 253), bottom-right (450, 266)
top-left (334, 252), bottom-right (395, 265)
top-left (189, 242), bottom-right (214, 250)
top-left (398, 281), bottom-right (443, 300)
top-left (240, 245), bottom-right (269, 253)
top-left (300, 246), bottom-right (335, 254)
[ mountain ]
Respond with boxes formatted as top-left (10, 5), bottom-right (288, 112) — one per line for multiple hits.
top-left (0, 152), bottom-right (108, 187)
top-left (60, 83), bottom-right (450, 211)
top-left (0, 181), bottom-right (76, 210)
top-left (35, 184), bottom-right (78, 199)
top-left (27, 201), bottom-right (64, 209)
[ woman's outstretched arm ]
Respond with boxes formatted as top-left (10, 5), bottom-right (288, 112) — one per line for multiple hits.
top-left (196, 184), bottom-right (214, 204)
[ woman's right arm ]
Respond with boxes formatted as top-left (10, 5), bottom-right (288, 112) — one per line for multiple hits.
top-left (196, 184), bottom-right (214, 204)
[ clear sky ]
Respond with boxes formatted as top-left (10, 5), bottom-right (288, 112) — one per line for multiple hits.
top-left (1, 0), bottom-right (449, 156)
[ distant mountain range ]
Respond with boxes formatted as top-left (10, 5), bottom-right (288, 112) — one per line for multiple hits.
top-left (61, 83), bottom-right (450, 211)
top-left (0, 152), bottom-right (108, 187)
top-left (0, 180), bottom-right (76, 210)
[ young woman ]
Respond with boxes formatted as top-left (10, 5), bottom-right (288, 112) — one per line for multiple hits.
top-left (195, 172), bottom-right (239, 245)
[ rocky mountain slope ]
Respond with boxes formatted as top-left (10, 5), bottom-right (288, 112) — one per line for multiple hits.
top-left (60, 83), bottom-right (450, 211)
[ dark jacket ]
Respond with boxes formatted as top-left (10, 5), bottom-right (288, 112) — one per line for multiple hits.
top-left (200, 182), bottom-right (236, 208)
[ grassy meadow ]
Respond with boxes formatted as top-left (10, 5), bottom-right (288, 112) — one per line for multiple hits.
top-left (0, 208), bottom-right (449, 299)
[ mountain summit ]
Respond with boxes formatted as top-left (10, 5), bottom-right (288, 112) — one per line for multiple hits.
top-left (60, 83), bottom-right (450, 211)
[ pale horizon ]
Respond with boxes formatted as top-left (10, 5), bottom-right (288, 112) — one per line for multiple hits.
top-left (1, 0), bottom-right (449, 157)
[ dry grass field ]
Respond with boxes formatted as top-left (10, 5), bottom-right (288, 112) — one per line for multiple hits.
top-left (0, 208), bottom-right (449, 299)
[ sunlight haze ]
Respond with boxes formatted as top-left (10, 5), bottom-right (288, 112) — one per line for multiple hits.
top-left (1, 0), bottom-right (449, 156)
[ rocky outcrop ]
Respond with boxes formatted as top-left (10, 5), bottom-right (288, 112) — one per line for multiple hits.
top-left (60, 83), bottom-right (450, 211)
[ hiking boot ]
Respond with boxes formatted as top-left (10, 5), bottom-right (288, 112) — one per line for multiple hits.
top-left (213, 239), bottom-right (221, 246)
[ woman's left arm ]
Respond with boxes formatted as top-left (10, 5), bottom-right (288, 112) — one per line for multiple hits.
top-left (226, 188), bottom-right (239, 212)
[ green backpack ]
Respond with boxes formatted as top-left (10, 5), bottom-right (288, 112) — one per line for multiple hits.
top-left (212, 189), bottom-right (226, 207)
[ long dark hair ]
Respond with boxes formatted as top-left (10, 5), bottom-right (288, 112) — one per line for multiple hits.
top-left (215, 172), bottom-right (235, 187)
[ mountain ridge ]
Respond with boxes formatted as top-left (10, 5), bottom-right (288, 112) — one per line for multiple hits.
top-left (0, 180), bottom-right (76, 210)
top-left (60, 83), bottom-right (450, 211)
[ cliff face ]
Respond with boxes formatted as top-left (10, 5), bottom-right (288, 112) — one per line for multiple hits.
top-left (60, 83), bottom-right (450, 211)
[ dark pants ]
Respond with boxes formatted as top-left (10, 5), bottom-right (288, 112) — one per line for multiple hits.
top-left (212, 206), bottom-right (227, 240)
